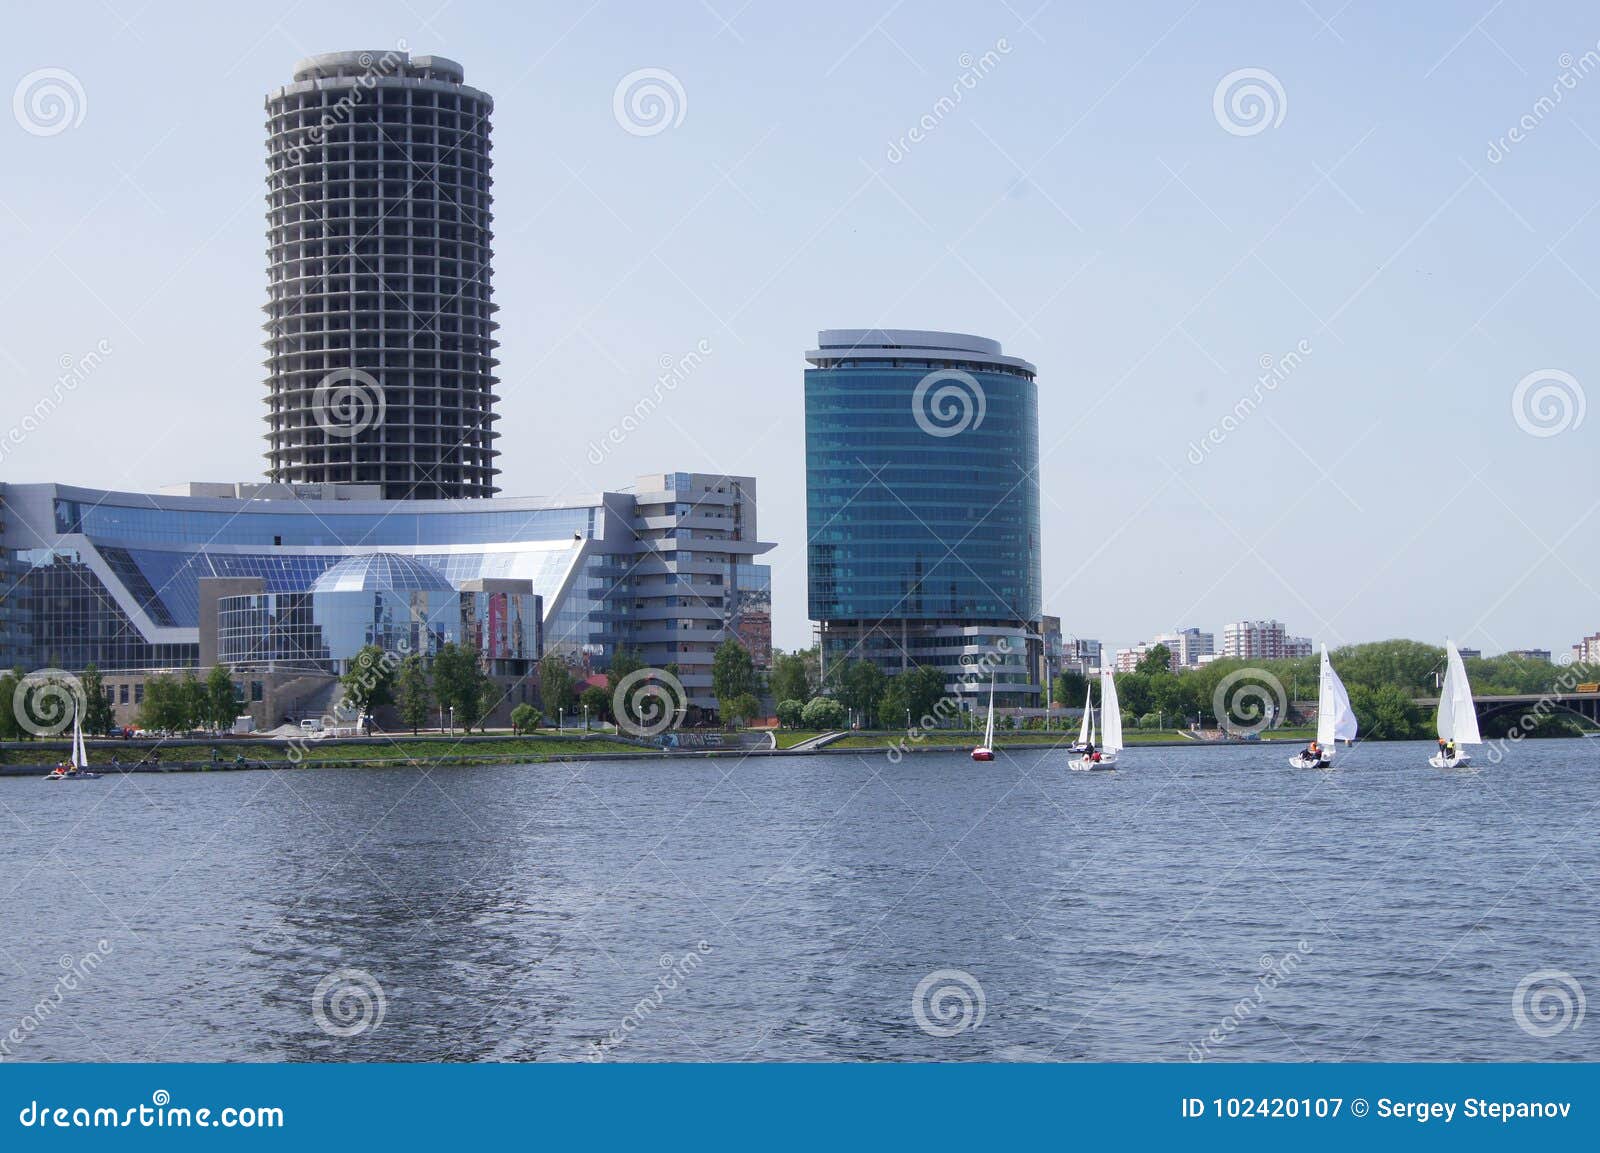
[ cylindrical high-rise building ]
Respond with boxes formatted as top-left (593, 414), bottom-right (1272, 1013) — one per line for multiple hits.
top-left (805, 329), bottom-right (1042, 708)
top-left (264, 50), bottom-right (499, 500)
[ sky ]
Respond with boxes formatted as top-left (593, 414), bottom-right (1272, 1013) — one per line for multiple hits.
top-left (1, 0), bottom-right (1597, 657)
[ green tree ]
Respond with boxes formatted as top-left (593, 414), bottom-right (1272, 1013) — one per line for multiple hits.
top-left (837, 660), bottom-right (887, 727)
top-left (538, 653), bottom-right (576, 718)
top-left (204, 664), bottom-right (237, 732)
top-left (433, 643), bottom-right (490, 732)
top-left (81, 664), bottom-right (116, 736)
top-left (340, 645), bottom-right (397, 716)
top-left (725, 692), bottom-right (763, 726)
top-left (1052, 669), bottom-right (1088, 708)
top-left (711, 638), bottom-right (756, 710)
top-left (775, 699), bottom-right (805, 729)
top-left (882, 666), bottom-right (948, 729)
top-left (768, 652), bottom-right (813, 706)
top-left (579, 684), bottom-right (610, 728)
top-left (139, 674), bottom-right (186, 732)
top-left (1135, 644), bottom-right (1173, 677)
top-left (605, 647), bottom-right (645, 696)
top-left (1349, 682), bottom-right (1425, 740)
top-left (0, 668), bottom-right (22, 740)
top-left (801, 696), bottom-right (847, 730)
top-left (179, 671), bottom-right (208, 731)
top-left (510, 702), bottom-right (539, 735)
top-left (396, 654), bottom-right (432, 735)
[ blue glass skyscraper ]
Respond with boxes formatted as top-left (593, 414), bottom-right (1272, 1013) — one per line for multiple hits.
top-left (805, 329), bottom-right (1042, 707)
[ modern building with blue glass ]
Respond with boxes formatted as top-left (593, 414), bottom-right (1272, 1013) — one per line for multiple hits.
top-left (0, 473), bottom-right (773, 725)
top-left (805, 329), bottom-right (1042, 707)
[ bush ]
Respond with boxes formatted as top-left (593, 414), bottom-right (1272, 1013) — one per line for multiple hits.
top-left (801, 696), bottom-right (847, 730)
top-left (775, 699), bottom-right (805, 729)
top-left (510, 703), bottom-right (539, 735)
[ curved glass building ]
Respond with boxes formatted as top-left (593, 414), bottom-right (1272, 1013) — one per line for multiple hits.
top-left (805, 329), bottom-right (1042, 706)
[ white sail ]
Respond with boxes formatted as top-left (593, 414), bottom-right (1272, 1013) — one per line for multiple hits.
top-left (1076, 687), bottom-right (1092, 745)
top-left (1441, 640), bottom-right (1481, 745)
top-left (1100, 669), bottom-right (1123, 754)
top-left (72, 710), bottom-right (88, 770)
top-left (1315, 645), bottom-right (1358, 753)
top-left (982, 674), bottom-right (996, 748)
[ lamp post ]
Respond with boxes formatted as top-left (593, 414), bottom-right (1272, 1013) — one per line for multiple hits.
top-left (559, 707), bottom-right (564, 733)
top-left (448, 705), bottom-right (455, 736)
top-left (583, 704), bottom-right (590, 731)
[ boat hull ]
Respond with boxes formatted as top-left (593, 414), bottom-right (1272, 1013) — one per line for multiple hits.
top-left (1070, 755), bottom-right (1117, 772)
top-left (970, 749), bottom-right (994, 762)
top-left (1428, 753), bottom-right (1472, 769)
top-left (1288, 754), bottom-right (1333, 769)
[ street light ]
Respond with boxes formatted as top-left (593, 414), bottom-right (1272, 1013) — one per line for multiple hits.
top-left (583, 704), bottom-right (590, 731)
top-left (559, 707), bottom-right (564, 733)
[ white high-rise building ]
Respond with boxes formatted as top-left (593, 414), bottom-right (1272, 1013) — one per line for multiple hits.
top-left (1222, 619), bottom-right (1311, 661)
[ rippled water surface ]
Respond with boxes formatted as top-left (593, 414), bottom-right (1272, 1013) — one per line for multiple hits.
top-left (2, 739), bottom-right (1596, 1061)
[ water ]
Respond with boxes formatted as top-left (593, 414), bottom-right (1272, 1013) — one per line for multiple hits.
top-left (1, 739), bottom-right (1595, 1062)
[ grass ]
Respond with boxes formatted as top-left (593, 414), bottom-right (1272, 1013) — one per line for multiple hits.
top-left (772, 730), bottom-right (826, 749)
top-left (6, 734), bottom-right (642, 769)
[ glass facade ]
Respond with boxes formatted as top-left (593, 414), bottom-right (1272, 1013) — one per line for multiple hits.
top-left (805, 330), bottom-right (1043, 704)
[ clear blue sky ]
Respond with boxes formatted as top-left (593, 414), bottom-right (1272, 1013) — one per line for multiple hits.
top-left (2, 1), bottom-right (1596, 656)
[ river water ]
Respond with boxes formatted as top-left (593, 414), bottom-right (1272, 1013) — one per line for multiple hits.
top-left (1, 739), bottom-right (1595, 1062)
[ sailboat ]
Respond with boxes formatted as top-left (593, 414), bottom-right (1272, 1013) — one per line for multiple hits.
top-left (45, 708), bottom-right (100, 780)
top-left (1429, 640), bottom-right (1481, 768)
top-left (1071, 670), bottom-right (1120, 770)
top-left (1289, 645), bottom-right (1358, 768)
top-left (971, 673), bottom-right (996, 761)
top-left (1068, 686), bottom-right (1094, 753)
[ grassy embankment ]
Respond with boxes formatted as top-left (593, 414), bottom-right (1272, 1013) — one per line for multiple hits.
top-left (2, 734), bottom-right (642, 770)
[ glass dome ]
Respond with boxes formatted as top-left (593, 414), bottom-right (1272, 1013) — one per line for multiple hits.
top-left (310, 553), bottom-right (456, 595)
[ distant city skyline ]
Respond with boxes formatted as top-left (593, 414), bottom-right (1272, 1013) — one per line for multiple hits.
top-left (3, 2), bottom-right (1597, 657)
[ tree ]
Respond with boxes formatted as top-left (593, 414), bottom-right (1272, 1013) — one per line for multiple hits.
top-left (801, 696), bottom-right (847, 730)
top-left (539, 653), bottom-right (576, 719)
top-left (605, 647), bottom-right (645, 696)
top-left (0, 668), bottom-right (22, 740)
top-left (1348, 683), bottom-right (1425, 740)
top-left (396, 654), bottom-right (432, 735)
top-left (775, 699), bottom-right (805, 729)
top-left (179, 671), bottom-right (208, 731)
top-left (837, 660), bottom-right (887, 727)
top-left (579, 685), bottom-right (610, 728)
top-left (768, 652), bottom-right (813, 706)
top-left (1053, 669), bottom-right (1088, 708)
top-left (340, 645), bottom-right (396, 716)
top-left (81, 664), bottom-right (116, 736)
top-left (139, 674), bottom-right (185, 732)
top-left (1135, 644), bottom-right (1173, 677)
top-left (433, 643), bottom-right (490, 732)
top-left (204, 664), bottom-right (237, 732)
top-left (725, 692), bottom-right (762, 726)
top-left (711, 638), bottom-right (756, 711)
top-left (510, 702), bottom-right (539, 735)
top-left (896, 666), bottom-right (949, 728)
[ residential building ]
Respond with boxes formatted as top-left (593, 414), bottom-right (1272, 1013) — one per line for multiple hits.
top-left (1222, 619), bottom-right (1311, 661)
top-left (264, 51), bottom-right (499, 499)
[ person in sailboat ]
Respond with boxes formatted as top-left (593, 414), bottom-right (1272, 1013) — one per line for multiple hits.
top-left (1443, 739), bottom-right (1456, 761)
top-left (1300, 739), bottom-right (1323, 765)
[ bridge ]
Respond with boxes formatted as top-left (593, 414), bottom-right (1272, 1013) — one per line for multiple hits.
top-left (1411, 693), bottom-right (1600, 726)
